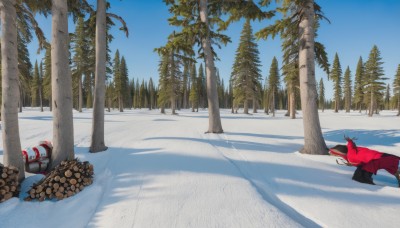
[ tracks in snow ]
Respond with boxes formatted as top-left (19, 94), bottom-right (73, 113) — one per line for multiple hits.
top-left (201, 132), bottom-right (321, 228)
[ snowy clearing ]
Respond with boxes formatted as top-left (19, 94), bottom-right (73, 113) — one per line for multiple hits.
top-left (1, 108), bottom-right (400, 228)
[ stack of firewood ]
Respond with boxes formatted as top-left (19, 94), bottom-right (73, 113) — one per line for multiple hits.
top-left (25, 159), bottom-right (94, 201)
top-left (0, 163), bottom-right (20, 203)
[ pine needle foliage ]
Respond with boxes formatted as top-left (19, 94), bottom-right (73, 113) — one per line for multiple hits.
top-left (364, 45), bottom-right (387, 116)
top-left (231, 20), bottom-right (262, 114)
top-left (343, 66), bottom-right (352, 113)
top-left (330, 53), bottom-right (342, 112)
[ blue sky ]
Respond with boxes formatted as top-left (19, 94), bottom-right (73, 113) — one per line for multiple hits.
top-left (28, 0), bottom-right (400, 100)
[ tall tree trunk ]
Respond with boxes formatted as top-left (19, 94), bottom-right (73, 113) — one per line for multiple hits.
top-left (397, 94), bottom-right (400, 116)
top-left (107, 96), bottom-right (111, 112)
top-left (90, 0), bottom-right (108, 153)
top-left (78, 75), bottom-right (83, 112)
top-left (334, 98), bottom-right (339, 113)
top-left (1, 0), bottom-right (24, 180)
top-left (118, 95), bottom-right (123, 112)
top-left (298, 0), bottom-right (327, 155)
top-left (199, 0), bottom-right (223, 133)
top-left (289, 89), bottom-right (296, 119)
top-left (39, 83), bottom-right (43, 112)
top-left (369, 90), bottom-right (374, 117)
top-left (252, 98), bottom-right (257, 113)
top-left (243, 99), bottom-right (249, 114)
top-left (50, 0), bottom-right (74, 168)
top-left (271, 88), bottom-right (275, 117)
top-left (49, 95), bottom-right (52, 111)
top-left (161, 106), bottom-right (165, 114)
top-left (19, 84), bottom-right (22, 112)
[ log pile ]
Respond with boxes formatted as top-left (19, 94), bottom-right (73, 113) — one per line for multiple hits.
top-left (0, 163), bottom-right (20, 203)
top-left (25, 159), bottom-right (94, 201)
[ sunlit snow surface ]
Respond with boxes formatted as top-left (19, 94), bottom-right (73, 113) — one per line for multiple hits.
top-left (1, 108), bottom-right (399, 228)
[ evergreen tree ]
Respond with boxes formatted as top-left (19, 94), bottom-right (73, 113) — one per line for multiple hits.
top-left (231, 20), bottom-right (262, 114)
top-left (84, 73), bottom-right (93, 108)
top-left (182, 62), bottom-right (189, 109)
top-left (42, 44), bottom-right (52, 111)
top-left (39, 61), bottom-right (44, 111)
top-left (139, 79), bottom-right (146, 108)
top-left (71, 16), bottom-right (89, 112)
top-left (263, 77), bottom-right (269, 114)
top-left (268, 57), bottom-right (280, 117)
top-left (189, 63), bottom-right (199, 112)
top-left (135, 78), bottom-right (140, 109)
top-left (158, 53), bottom-right (169, 113)
top-left (163, 0), bottom-right (265, 132)
top-left (112, 50), bottom-right (123, 112)
top-left (198, 63), bottom-right (206, 109)
top-left (256, 0), bottom-right (330, 154)
top-left (331, 53), bottom-right (342, 112)
top-left (318, 78), bottom-right (325, 112)
top-left (384, 84), bottom-right (391, 110)
top-left (353, 57), bottom-right (365, 112)
top-left (31, 61), bottom-right (40, 107)
top-left (17, 31), bottom-right (33, 110)
top-left (393, 64), bottom-right (400, 116)
top-left (148, 78), bottom-right (155, 110)
top-left (120, 56), bottom-right (129, 109)
top-left (364, 45), bottom-right (386, 117)
top-left (343, 66), bottom-right (352, 113)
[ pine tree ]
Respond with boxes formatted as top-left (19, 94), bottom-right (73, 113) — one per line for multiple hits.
top-left (158, 53), bottom-right (169, 114)
top-left (84, 73), bottom-right (93, 108)
top-left (189, 63), bottom-right (198, 112)
top-left (198, 63), bottom-right (206, 109)
top-left (331, 53), bottom-right (342, 112)
top-left (256, 0), bottom-right (330, 154)
top-left (148, 78), bottom-right (155, 110)
top-left (71, 16), bottom-right (89, 112)
top-left (31, 61), bottom-right (40, 107)
top-left (135, 78), bottom-right (140, 109)
top-left (42, 44), bottom-right (52, 111)
top-left (343, 66), bottom-right (352, 113)
top-left (163, 0), bottom-right (265, 132)
top-left (268, 57), bottom-right (280, 117)
top-left (263, 77), bottom-right (269, 114)
top-left (17, 31), bottom-right (33, 110)
top-left (384, 84), bottom-right (391, 110)
top-left (113, 50), bottom-right (123, 112)
top-left (393, 64), bottom-right (400, 116)
top-left (120, 56), bottom-right (129, 109)
top-left (231, 20), bottom-right (262, 114)
top-left (353, 57), bottom-right (365, 112)
top-left (182, 62), bottom-right (189, 109)
top-left (318, 78), bottom-right (325, 112)
top-left (39, 61), bottom-right (44, 111)
top-left (364, 45), bottom-right (386, 117)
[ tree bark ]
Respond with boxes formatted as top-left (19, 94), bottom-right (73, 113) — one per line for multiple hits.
top-left (252, 98), bottom-right (257, 113)
top-left (39, 82), bottom-right (43, 112)
top-left (369, 89), bottom-right (374, 117)
top-left (50, 0), bottom-right (75, 168)
top-left (19, 83), bottom-right (22, 112)
top-left (118, 94), bottom-right (123, 112)
top-left (78, 75), bottom-right (82, 112)
top-left (289, 89), bottom-right (296, 119)
top-left (90, 0), bottom-right (108, 153)
top-left (243, 99), bottom-right (248, 114)
top-left (397, 94), bottom-right (400, 116)
top-left (199, 0), bottom-right (223, 133)
top-left (1, 0), bottom-right (25, 180)
top-left (298, 0), bottom-right (327, 155)
top-left (271, 88), bottom-right (275, 117)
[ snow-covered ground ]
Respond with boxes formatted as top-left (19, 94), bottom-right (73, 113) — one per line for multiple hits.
top-left (1, 108), bottom-right (400, 228)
